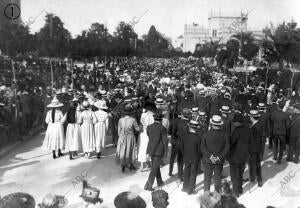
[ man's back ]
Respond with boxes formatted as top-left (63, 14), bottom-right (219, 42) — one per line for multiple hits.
top-left (147, 122), bottom-right (167, 157)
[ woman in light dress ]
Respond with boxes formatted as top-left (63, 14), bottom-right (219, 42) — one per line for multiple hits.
top-left (137, 102), bottom-right (156, 171)
top-left (64, 97), bottom-right (82, 160)
top-left (116, 104), bottom-right (140, 173)
top-left (42, 96), bottom-right (65, 159)
top-left (94, 101), bottom-right (109, 159)
top-left (78, 100), bottom-right (97, 158)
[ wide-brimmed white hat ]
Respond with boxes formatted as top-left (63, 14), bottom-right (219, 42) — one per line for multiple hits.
top-left (248, 110), bottom-right (261, 118)
top-left (210, 115), bottom-right (224, 126)
top-left (94, 101), bottom-right (108, 110)
top-left (47, 97), bottom-right (63, 108)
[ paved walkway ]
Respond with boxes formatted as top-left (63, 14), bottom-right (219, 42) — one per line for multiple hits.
top-left (0, 132), bottom-right (300, 208)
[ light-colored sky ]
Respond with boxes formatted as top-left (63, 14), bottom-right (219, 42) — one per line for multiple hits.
top-left (21, 0), bottom-right (300, 40)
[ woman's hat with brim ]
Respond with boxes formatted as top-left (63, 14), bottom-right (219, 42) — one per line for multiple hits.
top-left (220, 106), bottom-right (231, 114)
top-left (188, 120), bottom-right (199, 128)
top-left (0, 192), bottom-right (35, 208)
top-left (38, 193), bottom-right (68, 208)
top-left (210, 115), bottom-right (224, 126)
top-left (248, 110), bottom-right (261, 118)
top-left (122, 104), bottom-right (135, 115)
top-left (47, 96), bottom-right (63, 108)
top-left (94, 101), bottom-right (108, 110)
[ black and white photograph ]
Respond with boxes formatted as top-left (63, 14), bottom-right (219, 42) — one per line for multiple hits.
top-left (0, 0), bottom-right (300, 207)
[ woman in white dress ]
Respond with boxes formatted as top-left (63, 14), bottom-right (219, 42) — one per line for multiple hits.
top-left (78, 100), bottom-right (97, 158)
top-left (42, 96), bottom-right (65, 159)
top-left (94, 101), bottom-right (109, 159)
top-left (64, 97), bottom-right (82, 160)
top-left (137, 102), bottom-right (156, 171)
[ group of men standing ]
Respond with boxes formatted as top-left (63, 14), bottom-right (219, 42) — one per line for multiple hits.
top-left (141, 82), bottom-right (300, 198)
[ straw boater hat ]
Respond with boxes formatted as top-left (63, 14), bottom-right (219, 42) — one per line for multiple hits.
top-left (47, 97), bottom-right (63, 108)
top-left (94, 101), bottom-right (108, 110)
top-left (220, 106), bottom-right (231, 114)
top-left (155, 98), bottom-right (166, 105)
top-left (248, 110), bottom-right (261, 118)
top-left (188, 120), bottom-right (199, 128)
top-left (257, 103), bottom-right (267, 110)
top-left (198, 111), bottom-right (207, 117)
top-left (71, 97), bottom-right (79, 102)
top-left (210, 115), bottom-right (224, 126)
top-left (191, 107), bottom-right (199, 114)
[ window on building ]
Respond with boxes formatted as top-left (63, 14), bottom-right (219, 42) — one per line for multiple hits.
top-left (212, 29), bottom-right (217, 37)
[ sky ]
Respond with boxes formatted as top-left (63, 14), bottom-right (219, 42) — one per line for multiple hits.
top-left (20, 0), bottom-right (300, 41)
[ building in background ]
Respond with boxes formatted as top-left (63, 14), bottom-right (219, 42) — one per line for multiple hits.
top-left (182, 10), bottom-right (260, 52)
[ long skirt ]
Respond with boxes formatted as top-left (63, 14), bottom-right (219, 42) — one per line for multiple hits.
top-left (65, 123), bottom-right (82, 152)
top-left (95, 122), bottom-right (107, 152)
top-left (116, 133), bottom-right (136, 166)
top-left (81, 122), bottom-right (95, 153)
top-left (42, 122), bottom-right (65, 151)
top-left (137, 130), bottom-right (149, 163)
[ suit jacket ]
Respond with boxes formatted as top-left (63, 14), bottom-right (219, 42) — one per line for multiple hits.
top-left (249, 121), bottom-right (264, 153)
top-left (182, 129), bottom-right (202, 164)
top-left (228, 124), bottom-right (250, 163)
top-left (270, 110), bottom-right (290, 136)
top-left (146, 121), bottom-right (168, 157)
top-left (19, 93), bottom-right (32, 114)
top-left (258, 112), bottom-right (270, 138)
top-left (289, 114), bottom-right (300, 139)
top-left (201, 129), bottom-right (229, 164)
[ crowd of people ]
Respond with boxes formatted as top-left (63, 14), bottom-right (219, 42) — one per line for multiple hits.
top-left (1, 56), bottom-right (300, 208)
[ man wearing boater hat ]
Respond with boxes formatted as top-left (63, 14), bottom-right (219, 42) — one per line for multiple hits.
top-left (168, 110), bottom-right (189, 180)
top-left (228, 113), bottom-right (250, 197)
top-left (144, 109), bottom-right (168, 191)
top-left (181, 120), bottom-right (202, 195)
top-left (270, 101), bottom-right (290, 164)
top-left (202, 115), bottom-right (229, 193)
top-left (248, 110), bottom-right (263, 187)
top-left (257, 103), bottom-right (270, 159)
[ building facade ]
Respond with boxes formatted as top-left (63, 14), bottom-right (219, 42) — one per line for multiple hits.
top-left (182, 11), bottom-right (251, 52)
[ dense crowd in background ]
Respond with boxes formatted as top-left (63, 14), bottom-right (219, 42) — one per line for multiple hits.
top-left (1, 56), bottom-right (300, 208)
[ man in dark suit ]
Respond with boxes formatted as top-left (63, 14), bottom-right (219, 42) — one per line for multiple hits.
top-left (202, 115), bottom-right (229, 193)
top-left (249, 110), bottom-right (264, 187)
top-left (168, 111), bottom-right (189, 180)
top-left (287, 110), bottom-right (300, 164)
top-left (270, 102), bottom-right (290, 164)
top-left (181, 120), bottom-right (202, 195)
top-left (257, 103), bottom-right (271, 159)
top-left (144, 109), bottom-right (168, 191)
top-left (228, 113), bottom-right (250, 197)
top-left (268, 97), bottom-right (278, 148)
